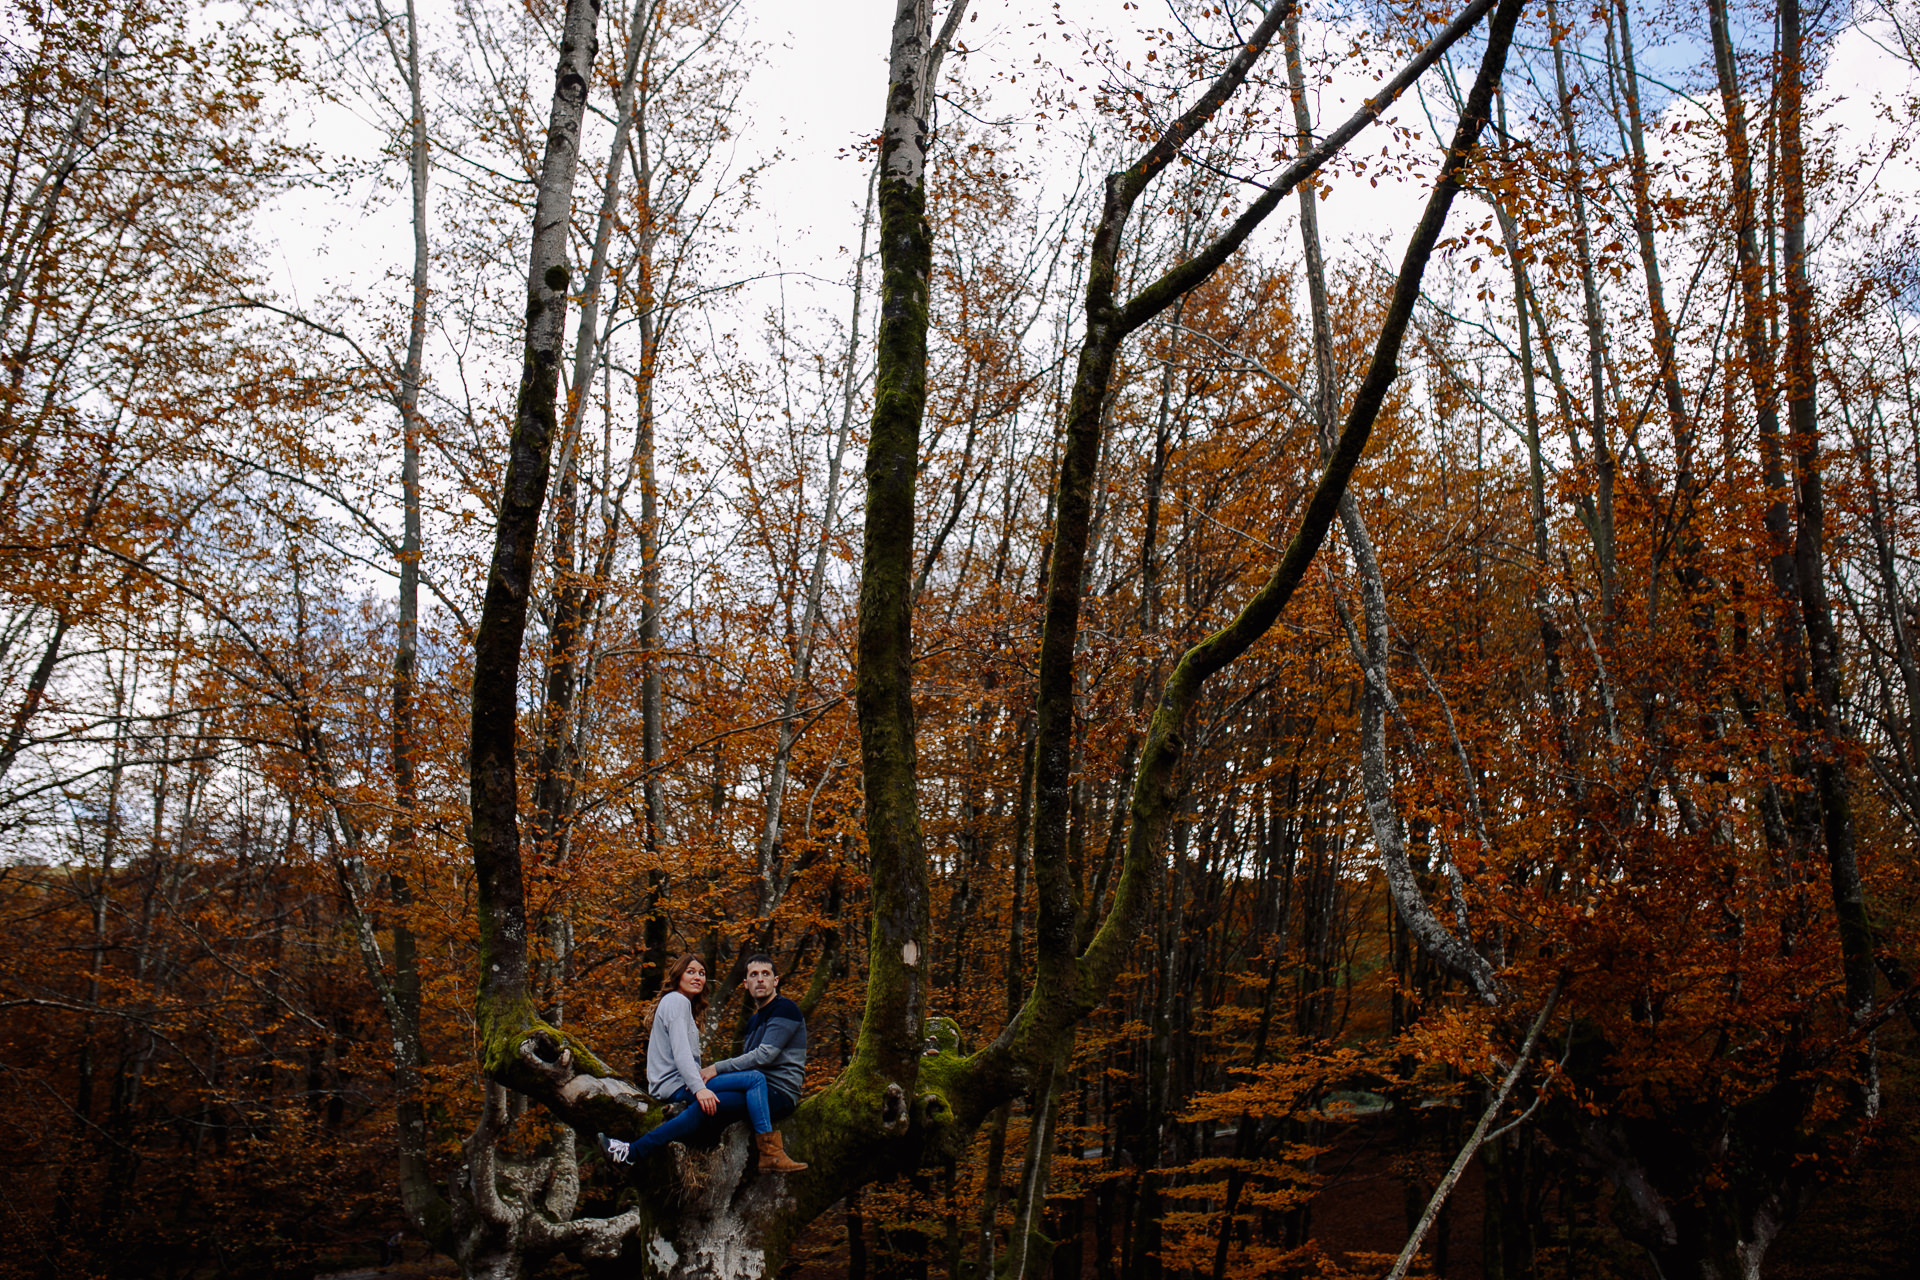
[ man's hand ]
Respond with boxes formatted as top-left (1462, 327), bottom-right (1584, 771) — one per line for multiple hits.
top-left (695, 1088), bottom-right (719, 1115)
top-left (700, 1065), bottom-right (718, 1082)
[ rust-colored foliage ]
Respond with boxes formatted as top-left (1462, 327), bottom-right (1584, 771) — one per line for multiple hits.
top-left (1, 0), bottom-right (1917, 1276)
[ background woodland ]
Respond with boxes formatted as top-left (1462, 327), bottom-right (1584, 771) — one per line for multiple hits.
top-left (2, 0), bottom-right (1919, 1275)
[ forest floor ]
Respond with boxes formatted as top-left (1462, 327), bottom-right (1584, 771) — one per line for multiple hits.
top-left (314, 1256), bottom-right (459, 1280)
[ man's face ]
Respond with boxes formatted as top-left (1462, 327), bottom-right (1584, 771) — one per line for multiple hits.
top-left (744, 962), bottom-right (777, 1002)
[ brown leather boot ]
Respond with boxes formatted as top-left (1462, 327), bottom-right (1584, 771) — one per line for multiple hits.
top-left (754, 1130), bottom-right (807, 1173)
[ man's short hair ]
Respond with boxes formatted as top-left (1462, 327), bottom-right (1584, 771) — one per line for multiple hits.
top-left (744, 952), bottom-right (777, 972)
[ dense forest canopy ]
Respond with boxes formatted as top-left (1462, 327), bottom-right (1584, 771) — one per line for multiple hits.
top-left (1, 0), bottom-right (1918, 1277)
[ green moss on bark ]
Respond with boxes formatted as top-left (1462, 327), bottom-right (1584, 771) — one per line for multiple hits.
top-left (855, 169), bottom-right (934, 1085)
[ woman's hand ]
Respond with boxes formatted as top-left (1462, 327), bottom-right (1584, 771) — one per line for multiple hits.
top-left (700, 1065), bottom-right (718, 1082)
top-left (695, 1088), bottom-right (719, 1115)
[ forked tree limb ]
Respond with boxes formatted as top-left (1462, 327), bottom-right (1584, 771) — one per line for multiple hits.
top-left (1073, 0), bottom-right (1530, 1016)
top-left (1024, 0), bottom-right (1300, 1014)
top-left (1012, 0), bottom-right (1518, 1096)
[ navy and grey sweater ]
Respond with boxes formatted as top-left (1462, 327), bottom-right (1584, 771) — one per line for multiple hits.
top-left (710, 995), bottom-right (807, 1105)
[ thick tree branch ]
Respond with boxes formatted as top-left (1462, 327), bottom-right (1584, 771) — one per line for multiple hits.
top-left (1080, 0), bottom-right (1525, 1008)
top-left (961, 0), bottom-right (1530, 1106)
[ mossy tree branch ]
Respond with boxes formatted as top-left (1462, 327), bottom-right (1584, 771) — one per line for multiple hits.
top-left (465, 0), bottom-right (637, 1129)
top-left (1077, 0), bottom-right (1529, 1009)
top-left (965, 0), bottom-right (1523, 1112)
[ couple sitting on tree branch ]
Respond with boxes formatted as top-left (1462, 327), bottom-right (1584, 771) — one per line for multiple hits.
top-left (597, 952), bottom-right (809, 1174)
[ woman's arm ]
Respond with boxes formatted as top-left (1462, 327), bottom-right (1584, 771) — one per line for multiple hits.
top-left (659, 993), bottom-right (708, 1097)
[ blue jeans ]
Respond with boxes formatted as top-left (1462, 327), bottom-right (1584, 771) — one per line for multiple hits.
top-left (682, 1085), bottom-right (799, 1148)
top-left (630, 1071), bottom-right (774, 1160)
top-left (704, 1070), bottom-right (774, 1132)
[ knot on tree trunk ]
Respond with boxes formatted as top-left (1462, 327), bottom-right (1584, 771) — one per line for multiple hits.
top-left (520, 1031), bottom-right (572, 1076)
top-left (517, 1033), bottom-right (647, 1112)
top-left (880, 1081), bottom-right (910, 1135)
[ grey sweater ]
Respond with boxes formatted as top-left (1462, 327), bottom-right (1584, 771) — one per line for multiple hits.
top-left (709, 996), bottom-right (807, 1103)
top-left (645, 991), bottom-right (706, 1099)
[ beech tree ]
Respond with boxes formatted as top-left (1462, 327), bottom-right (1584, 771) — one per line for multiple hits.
top-left (289, 0), bottom-right (764, 1273)
top-left (7, 0), bottom-right (1916, 1277)
top-left (455, 0), bottom-right (1530, 1273)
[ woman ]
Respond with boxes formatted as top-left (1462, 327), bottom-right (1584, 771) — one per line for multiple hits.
top-left (598, 953), bottom-right (807, 1173)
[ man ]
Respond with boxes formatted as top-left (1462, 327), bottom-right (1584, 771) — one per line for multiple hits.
top-left (702, 952), bottom-right (807, 1123)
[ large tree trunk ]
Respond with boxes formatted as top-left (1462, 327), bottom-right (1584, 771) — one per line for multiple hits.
top-left (850, 0), bottom-right (952, 1090)
top-left (469, 0), bottom-right (597, 1023)
top-left (1778, 0), bottom-right (1876, 1024)
top-left (464, 0), bottom-right (644, 1112)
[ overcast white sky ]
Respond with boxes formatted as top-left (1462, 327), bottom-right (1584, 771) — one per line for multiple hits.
top-left (718, 0), bottom-right (1456, 331)
top-left (264, 0), bottom-right (1443, 324)
top-left (260, 0), bottom-right (1920, 380)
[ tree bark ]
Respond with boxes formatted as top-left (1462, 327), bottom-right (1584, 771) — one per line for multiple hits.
top-left (377, 0), bottom-right (450, 1246)
top-left (1779, 0), bottom-right (1876, 1022)
top-left (851, 0), bottom-right (945, 1090)
top-left (464, 0), bottom-right (646, 1115)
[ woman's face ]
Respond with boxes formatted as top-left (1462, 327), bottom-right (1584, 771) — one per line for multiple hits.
top-left (678, 960), bottom-right (707, 998)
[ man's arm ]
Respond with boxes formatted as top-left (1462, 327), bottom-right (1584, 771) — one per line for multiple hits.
top-left (709, 1010), bottom-right (803, 1076)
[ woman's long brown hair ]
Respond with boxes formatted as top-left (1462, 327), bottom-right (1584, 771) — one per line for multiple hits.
top-left (655, 952), bottom-right (710, 1022)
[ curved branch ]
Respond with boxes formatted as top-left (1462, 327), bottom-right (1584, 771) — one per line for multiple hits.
top-left (1079, 0), bottom-right (1528, 1017)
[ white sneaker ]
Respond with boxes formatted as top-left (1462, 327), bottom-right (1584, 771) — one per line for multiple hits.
top-left (596, 1132), bottom-right (633, 1165)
